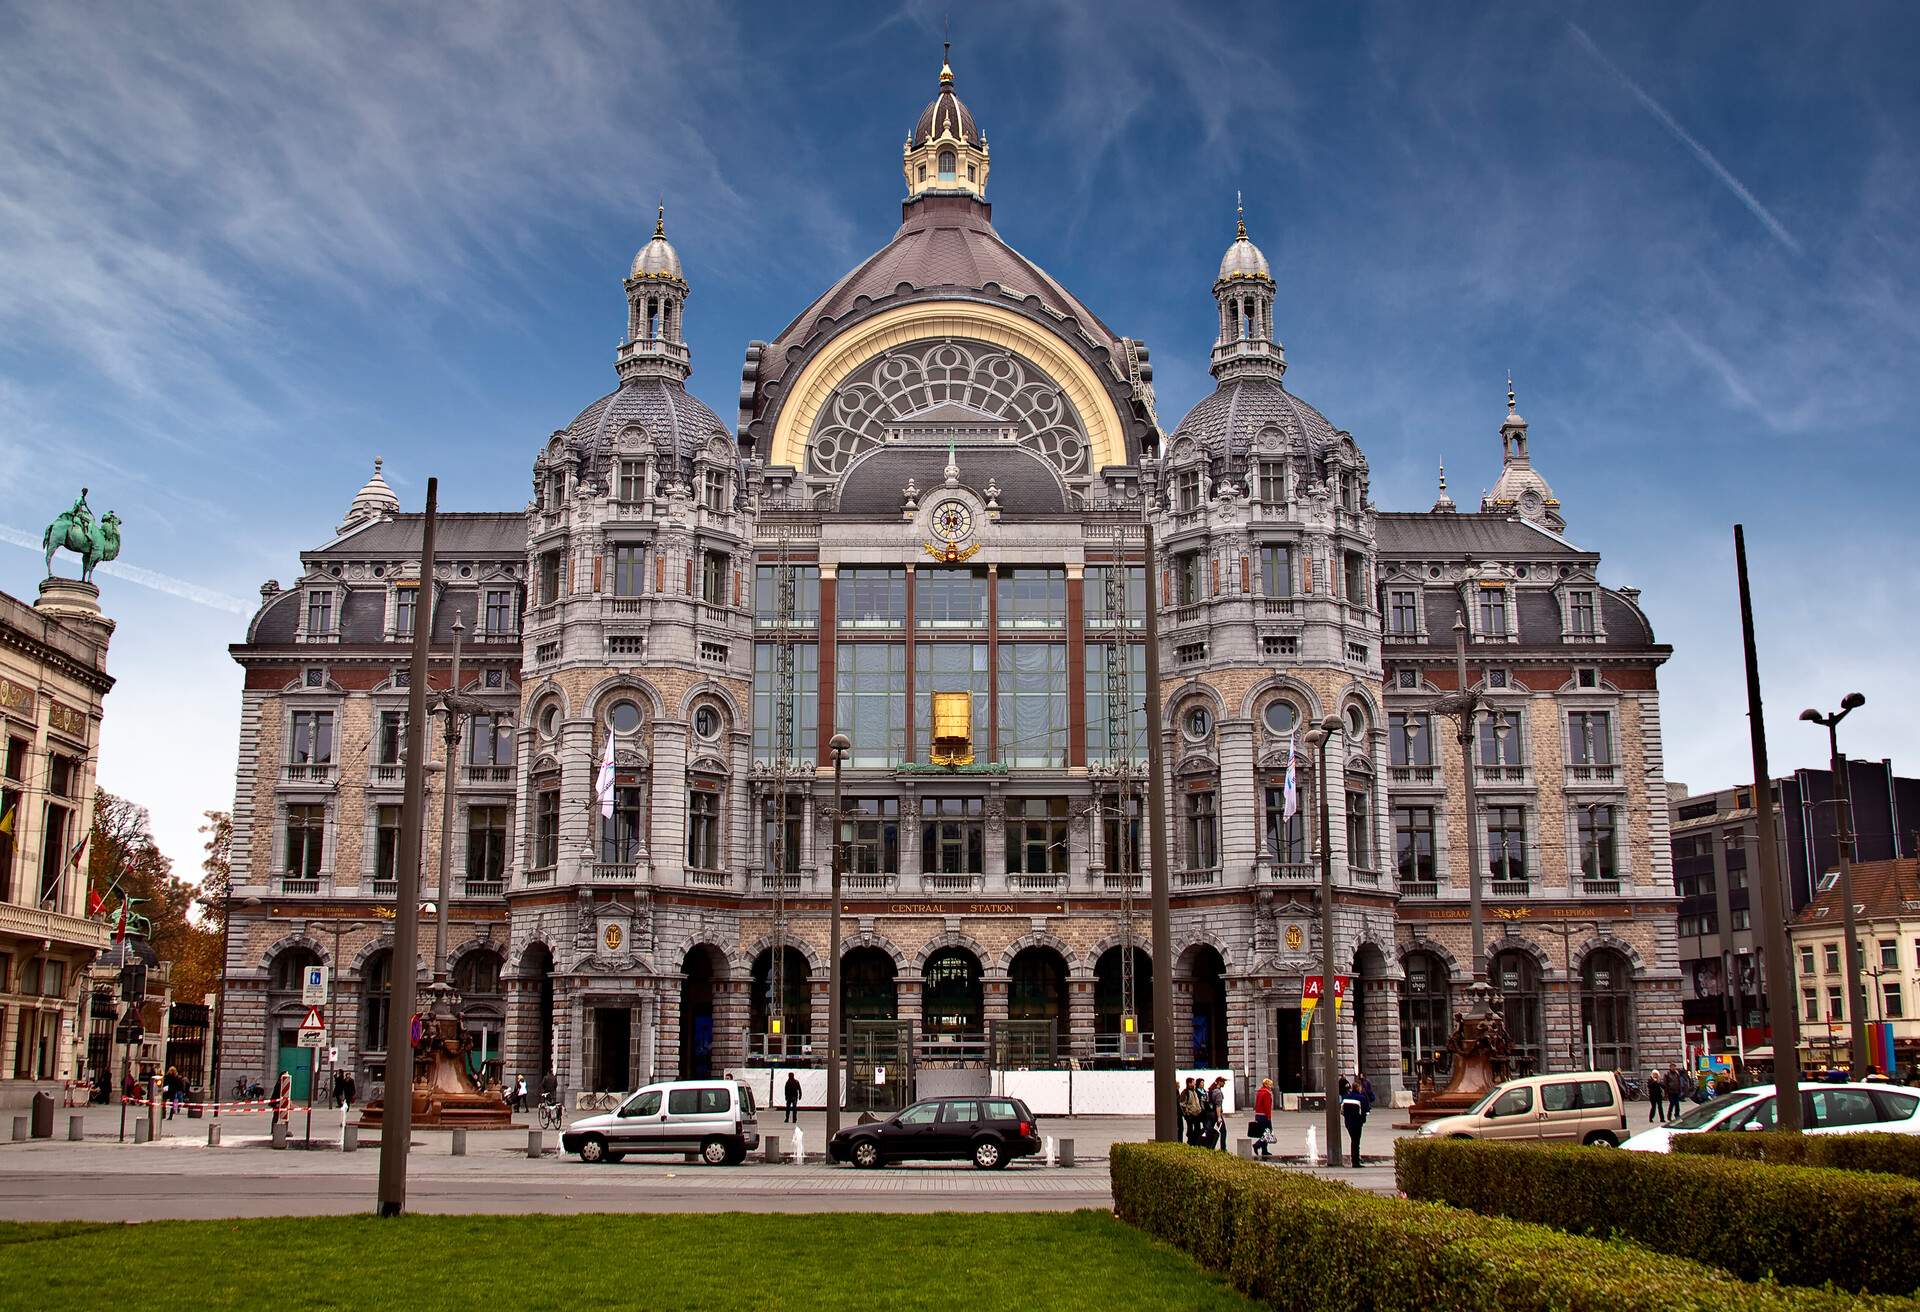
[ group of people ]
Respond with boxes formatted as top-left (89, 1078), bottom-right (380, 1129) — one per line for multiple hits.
top-left (1178, 1076), bottom-right (1230, 1148)
top-left (328, 1070), bottom-right (359, 1109)
top-left (501, 1071), bottom-right (559, 1112)
top-left (1187, 1072), bottom-right (1376, 1166)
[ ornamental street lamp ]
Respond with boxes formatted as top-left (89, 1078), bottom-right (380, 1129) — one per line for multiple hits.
top-left (426, 616), bottom-right (497, 1014)
top-left (1430, 616), bottom-right (1509, 1000)
top-left (1800, 693), bottom-right (1870, 1075)
top-left (1303, 712), bottom-right (1343, 1156)
top-left (825, 732), bottom-right (851, 1148)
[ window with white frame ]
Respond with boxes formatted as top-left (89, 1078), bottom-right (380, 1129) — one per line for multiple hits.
top-left (484, 588), bottom-right (517, 635)
top-left (394, 585), bottom-right (417, 637)
top-left (290, 710), bottom-right (335, 765)
top-left (617, 459), bottom-right (647, 504)
top-left (701, 468), bottom-right (729, 512)
top-left (1172, 468), bottom-right (1202, 513)
top-left (1256, 461), bottom-right (1285, 506)
top-left (1477, 586), bottom-right (1507, 637)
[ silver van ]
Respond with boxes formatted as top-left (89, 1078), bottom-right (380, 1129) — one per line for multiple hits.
top-left (1414, 1070), bottom-right (1629, 1147)
top-left (562, 1079), bottom-right (760, 1165)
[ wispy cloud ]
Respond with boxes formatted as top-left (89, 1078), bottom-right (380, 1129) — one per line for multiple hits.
top-left (0, 527), bottom-right (252, 614)
top-left (1568, 22), bottom-right (1802, 255)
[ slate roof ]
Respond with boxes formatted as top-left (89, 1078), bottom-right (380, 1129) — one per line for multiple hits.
top-left (562, 376), bottom-right (730, 467)
top-left (914, 83), bottom-right (980, 147)
top-left (1167, 376), bottom-right (1343, 463)
top-left (836, 444), bottom-right (1067, 514)
top-left (331, 513), bottom-right (527, 557)
top-left (248, 582), bottom-right (521, 647)
top-left (1793, 858), bottom-right (1920, 926)
top-left (1374, 512), bottom-right (1586, 558)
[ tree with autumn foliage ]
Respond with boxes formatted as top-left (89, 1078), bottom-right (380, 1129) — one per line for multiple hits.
top-left (88, 792), bottom-right (221, 1005)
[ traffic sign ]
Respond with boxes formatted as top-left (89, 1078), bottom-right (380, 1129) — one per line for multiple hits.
top-left (298, 1028), bottom-right (326, 1049)
top-left (301, 966), bottom-right (328, 1005)
top-left (298, 1004), bottom-right (325, 1031)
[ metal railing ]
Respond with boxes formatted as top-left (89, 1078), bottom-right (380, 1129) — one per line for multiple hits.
top-left (1091, 1032), bottom-right (1155, 1063)
top-left (917, 1031), bottom-right (988, 1063)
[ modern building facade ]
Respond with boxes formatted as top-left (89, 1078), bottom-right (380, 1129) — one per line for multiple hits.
top-left (0, 578), bottom-right (115, 1107)
top-left (1670, 760), bottom-right (1918, 1049)
top-left (220, 54), bottom-right (1682, 1105)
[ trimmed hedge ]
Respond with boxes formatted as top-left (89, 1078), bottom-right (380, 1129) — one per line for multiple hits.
top-left (1395, 1137), bottom-right (1920, 1295)
top-left (1111, 1142), bottom-right (1919, 1312)
top-left (1673, 1130), bottom-right (1920, 1181)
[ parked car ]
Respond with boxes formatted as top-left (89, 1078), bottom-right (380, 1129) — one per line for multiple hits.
top-left (828, 1095), bottom-right (1041, 1169)
top-left (562, 1079), bottom-right (759, 1165)
top-left (1621, 1082), bottom-right (1920, 1152)
top-left (1414, 1070), bottom-right (1629, 1147)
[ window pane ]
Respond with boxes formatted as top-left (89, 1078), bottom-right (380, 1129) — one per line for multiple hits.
top-left (753, 643), bottom-right (819, 764)
top-left (836, 643), bottom-right (906, 767)
top-left (997, 643), bottom-right (1068, 767)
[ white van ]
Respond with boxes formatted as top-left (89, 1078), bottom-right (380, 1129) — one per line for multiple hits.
top-left (1414, 1070), bottom-right (1629, 1147)
top-left (562, 1079), bottom-right (760, 1165)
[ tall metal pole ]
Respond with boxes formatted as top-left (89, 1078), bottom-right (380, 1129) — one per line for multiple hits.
top-left (208, 875), bottom-right (234, 1113)
top-left (1141, 515), bottom-right (1176, 1143)
top-left (430, 617), bottom-right (465, 1006)
top-left (1804, 707), bottom-right (1870, 1075)
top-left (1733, 525), bottom-right (1801, 1130)
top-left (825, 733), bottom-right (849, 1146)
top-left (1451, 619), bottom-right (1489, 995)
top-left (1309, 719), bottom-right (1341, 1155)
top-left (378, 478), bottom-right (437, 1215)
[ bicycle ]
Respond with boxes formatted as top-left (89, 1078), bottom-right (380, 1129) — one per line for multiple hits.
top-left (537, 1098), bottom-right (564, 1130)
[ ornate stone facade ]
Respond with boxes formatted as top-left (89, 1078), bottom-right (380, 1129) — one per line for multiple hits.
top-left (218, 52), bottom-right (1680, 1106)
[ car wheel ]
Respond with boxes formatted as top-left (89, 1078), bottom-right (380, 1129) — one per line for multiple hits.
top-left (972, 1138), bottom-right (1004, 1170)
top-left (1583, 1131), bottom-right (1619, 1148)
top-left (852, 1139), bottom-right (882, 1169)
top-left (700, 1137), bottom-right (730, 1166)
top-left (577, 1135), bottom-right (607, 1164)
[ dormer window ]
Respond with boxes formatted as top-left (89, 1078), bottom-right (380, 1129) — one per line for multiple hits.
top-left (306, 590), bottom-right (333, 635)
top-left (938, 150), bottom-right (956, 180)
top-left (702, 468), bottom-right (729, 512)
top-left (1173, 468), bottom-right (1201, 513)
top-left (545, 471), bottom-right (566, 511)
top-left (1477, 586), bottom-right (1508, 637)
top-left (394, 585), bottom-right (416, 638)
top-left (1567, 589), bottom-right (1597, 636)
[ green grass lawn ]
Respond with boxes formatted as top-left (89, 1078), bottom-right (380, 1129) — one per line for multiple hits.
top-left (0, 1210), bottom-right (1257, 1311)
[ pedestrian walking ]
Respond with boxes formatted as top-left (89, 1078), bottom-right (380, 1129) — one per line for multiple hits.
top-left (1208, 1076), bottom-right (1228, 1151)
top-left (1179, 1078), bottom-right (1203, 1145)
top-left (162, 1066), bottom-right (181, 1119)
top-left (1340, 1077), bottom-right (1367, 1167)
top-left (1251, 1078), bottom-right (1275, 1158)
top-left (1646, 1066), bottom-right (1665, 1122)
top-left (515, 1075), bottom-right (529, 1112)
top-left (783, 1071), bottom-right (802, 1123)
top-left (342, 1071), bottom-right (357, 1109)
top-left (1356, 1073), bottom-right (1375, 1116)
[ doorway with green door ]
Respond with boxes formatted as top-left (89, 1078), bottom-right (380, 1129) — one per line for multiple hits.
top-left (275, 1028), bottom-right (313, 1101)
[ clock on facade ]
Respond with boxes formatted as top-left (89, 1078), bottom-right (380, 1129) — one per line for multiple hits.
top-left (931, 499), bottom-right (974, 540)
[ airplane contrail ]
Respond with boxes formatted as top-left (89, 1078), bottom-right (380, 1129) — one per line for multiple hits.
top-left (0, 525), bottom-right (252, 616)
top-left (1569, 23), bottom-right (1802, 256)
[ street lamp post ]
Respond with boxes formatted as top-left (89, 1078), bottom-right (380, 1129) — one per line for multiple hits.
top-left (306, 918), bottom-right (369, 1121)
top-left (1304, 713), bottom-right (1343, 1157)
top-left (1433, 616), bottom-right (1502, 998)
top-left (825, 733), bottom-right (850, 1149)
top-left (1801, 693), bottom-right (1870, 1075)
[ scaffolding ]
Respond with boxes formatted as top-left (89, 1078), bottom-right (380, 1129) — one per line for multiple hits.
top-left (1097, 521), bottom-right (1143, 1055)
top-left (765, 521), bottom-right (799, 1049)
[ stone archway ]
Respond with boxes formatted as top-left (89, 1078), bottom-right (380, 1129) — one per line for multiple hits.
top-left (1351, 942), bottom-right (1394, 1089)
top-left (1179, 943), bottom-right (1229, 1069)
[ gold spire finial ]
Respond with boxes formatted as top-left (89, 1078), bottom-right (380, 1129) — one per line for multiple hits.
top-left (654, 200), bottom-right (666, 239)
top-left (940, 38), bottom-right (953, 86)
top-left (1236, 190), bottom-right (1246, 240)
top-left (1507, 371), bottom-right (1516, 416)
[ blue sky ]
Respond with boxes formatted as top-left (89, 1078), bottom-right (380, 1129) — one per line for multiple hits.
top-left (5, 1), bottom-right (1917, 872)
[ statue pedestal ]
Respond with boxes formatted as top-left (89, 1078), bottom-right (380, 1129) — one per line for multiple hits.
top-left (36, 577), bottom-right (115, 648)
top-left (1401, 995), bottom-right (1513, 1127)
top-left (359, 1014), bottom-right (514, 1131)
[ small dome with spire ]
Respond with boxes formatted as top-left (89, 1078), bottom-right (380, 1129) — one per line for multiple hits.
top-left (339, 458), bottom-right (400, 533)
top-left (904, 44), bottom-right (990, 200)
top-left (629, 205), bottom-right (684, 283)
top-left (1482, 375), bottom-right (1564, 532)
top-left (1432, 459), bottom-right (1456, 512)
top-left (912, 44), bottom-right (982, 148)
top-left (1217, 194), bottom-right (1272, 285)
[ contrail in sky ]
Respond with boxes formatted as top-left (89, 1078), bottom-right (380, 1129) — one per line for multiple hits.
top-left (0, 525), bottom-right (252, 615)
top-left (1569, 22), bottom-right (1802, 256)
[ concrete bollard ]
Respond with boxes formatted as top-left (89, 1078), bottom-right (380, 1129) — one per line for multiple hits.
top-left (270, 1121), bottom-right (287, 1150)
top-left (451, 1129), bottom-right (468, 1156)
top-left (10, 1117), bottom-right (27, 1142)
top-left (343, 1125), bottom-right (359, 1153)
top-left (1058, 1137), bottom-right (1075, 1168)
top-left (133, 1120), bottom-right (151, 1144)
top-left (526, 1129), bottom-right (543, 1158)
top-left (68, 1115), bottom-right (84, 1143)
top-left (206, 1123), bottom-right (222, 1148)
top-left (1235, 1138), bottom-right (1253, 1160)
top-left (762, 1132), bottom-right (782, 1163)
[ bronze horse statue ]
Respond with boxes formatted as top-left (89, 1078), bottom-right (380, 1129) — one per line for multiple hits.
top-left (42, 489), bottom-right (122, 583)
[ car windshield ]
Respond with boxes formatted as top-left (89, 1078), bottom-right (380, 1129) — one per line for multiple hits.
top-left (1668, 1091), bottom-right (1757, 1131)
top-left (1463, 1085), bottom-right (1505, 1116)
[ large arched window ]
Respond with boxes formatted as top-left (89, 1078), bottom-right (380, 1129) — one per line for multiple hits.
top-left (453, 949), bottom-right (502, 998)
top-left (360, 949), bottom-right (393, 1051)
top-left (1400, 950), bottom-right (1451, 1079)
top-left (750, 946), bottom-right (813, 1042)
top-left (1492, 949), bottom-right (1543, 1075)
top-left (1582, 949), bottom-right (1636, 1072)
top-left (922, 948), bottom-right (983, 1038)
top-left (270, 946), bottom-right (320, 992)
top-left (1093, 946), bottom-right (1152, 1055)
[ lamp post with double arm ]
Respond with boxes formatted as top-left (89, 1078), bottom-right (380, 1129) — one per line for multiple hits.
top-left (1800, 694), bottom-right (1870, 1076)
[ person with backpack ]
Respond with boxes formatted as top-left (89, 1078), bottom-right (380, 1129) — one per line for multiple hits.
top-left (1179, 1079), bottom-right (1204, 1145)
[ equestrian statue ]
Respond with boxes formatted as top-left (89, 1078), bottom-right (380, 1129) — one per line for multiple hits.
top-left (42, 488), bottom-right (122, 582)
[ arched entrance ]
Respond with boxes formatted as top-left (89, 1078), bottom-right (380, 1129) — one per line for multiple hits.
top-left (518, 943), bottom-right (554, 1079)
top-left (1007, 946), bottom-right (1068, 1065)
top-left (750, 946), bottom-right (813, 1054)
top-left (679, 945), bottom-right (721, 1079)
top-left (453, 948), bottom-right (505, 1086)
top-left (1181, 944), bottom-right (1228, 1069)
top-left (1581, 949), bottom-right (1636, 1072)
top-left (1093, 946), bottom-right (1151, 1060)
top-left (922, 948), bottom-right (984, 1047)
top-left (1400, 949), bottom-right (1451, 1084)
top-left (840, 947), bottom-right (898, 1024)
top-left (1492, 948), bottom-right (1543, 1076)
top-left (841, 947), bottom-right (902, 1113)
top-left (1352, 944), bottom-right (1392, 1087)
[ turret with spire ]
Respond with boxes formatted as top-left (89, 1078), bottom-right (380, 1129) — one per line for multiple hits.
top-left (618, 202), bottom-right (692, 383)
top-left (1211, 194), bottom-right (1285, 382)
top-left (1481, 375), bottom-right (1564, 531)
top-left (903, 43), bottom-right (990, 201)
top-left (339, 457), bottom-right (400, 534)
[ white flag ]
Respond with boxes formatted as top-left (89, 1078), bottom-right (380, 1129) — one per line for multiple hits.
top-left (596, 729), bottom-right (617, 821)
top-left (1282, 731), bottom-right (1299, 822)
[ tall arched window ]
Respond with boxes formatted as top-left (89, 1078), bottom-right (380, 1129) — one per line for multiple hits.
top-left (361, 949), bottom-right (393, 1051)
top-left (938, 150), bottom-right (956, 179)
top-left (270, 946), bottom-right (320, 992)
top-left (1492, 948), bottom-right (1543, 1075)
top-left (1400, 950), bottom-right (1451, 1079)
top-left (1582, 949), bottom-right (1636, 1071)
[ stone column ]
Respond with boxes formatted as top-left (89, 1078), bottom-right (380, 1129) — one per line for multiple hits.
top-left (982, 792), bottom-right (1006, 892)
top-left (712, 976), bottom-right (752, 1073)
top-left (1066, 972), bottom-right (1096, 1062)
top-left (1217, 719), bottom-right (1258, 883)
top-left (982, 972), bottom-right (1010, 1056)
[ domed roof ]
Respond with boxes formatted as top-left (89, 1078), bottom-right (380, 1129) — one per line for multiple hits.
top-left (912, 51), bottom-right (980, 147)
top-left (1168, 376), bottom-right (1344, 466)
top-left (339, 458), bottom-right (400, 533)
top-left (629, 206), bottom-right (684, 282)
top-left (563, 375), bottom-right (730, 468)
top-left (1217, 235), bottom-right (1271, 284)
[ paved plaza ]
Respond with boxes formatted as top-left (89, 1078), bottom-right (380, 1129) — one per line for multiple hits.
top-left (0, 1105), bottom-right (1405, 1221)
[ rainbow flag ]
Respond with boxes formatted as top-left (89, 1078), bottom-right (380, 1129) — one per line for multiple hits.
top-left (1874, 1022), bottom-right (1898, 1077)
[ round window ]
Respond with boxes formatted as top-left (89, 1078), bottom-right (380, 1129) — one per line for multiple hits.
top-left (538, 703), bottom-right (559, 738)
top-left (1184, 706), bottom-right (1212, 739)
top-left (1346, 706), bottom-right (1365, 737)
top-left (607, 700), bottom-right (642, 735)
top-left (1262, 700), bottom-right (1297, 736)
top-left (694, 705), bottom-right (720, 739)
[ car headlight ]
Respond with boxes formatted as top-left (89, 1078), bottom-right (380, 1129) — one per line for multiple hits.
top-left (1416, 1124), bottom-right (1435, 1137)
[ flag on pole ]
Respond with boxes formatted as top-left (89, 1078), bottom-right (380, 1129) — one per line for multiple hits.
top-left (114, 897), bottom-right (129, 944)
top-left (0, 803), bottom-right (12, 837)
top-left (87, 885), bottom-right (106, 917)
top-left (595, 729), bottom-right (617, 821)
top-left (67, 831), bottom-right (87, 869)
top-left (1282, 731), bottom-right (1299, 822)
